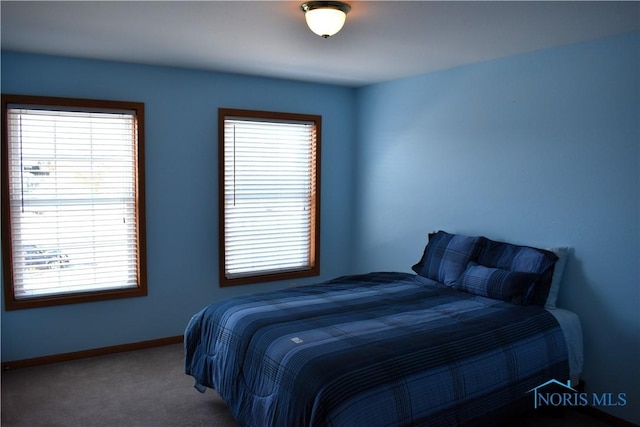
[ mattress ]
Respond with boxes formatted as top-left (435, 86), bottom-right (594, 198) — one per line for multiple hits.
top-left (546, 307), bottom-right (583, 384)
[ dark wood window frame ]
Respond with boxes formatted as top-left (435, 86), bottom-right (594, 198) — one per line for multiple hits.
top-left (219, 108), bottom-right (321, 286)
top-left (1, 94), bottom-right (147, 310)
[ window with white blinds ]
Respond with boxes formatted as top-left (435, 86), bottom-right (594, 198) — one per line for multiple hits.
top-left (1, 95), bottom-right (146, 310)
top-left (219, 109), bottom-right (321, 286)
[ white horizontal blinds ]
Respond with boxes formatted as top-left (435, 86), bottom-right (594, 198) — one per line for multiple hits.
top-left (224, 117), bottom-right (316, 278)
top-left (6, 106), bottom-right (139, 298)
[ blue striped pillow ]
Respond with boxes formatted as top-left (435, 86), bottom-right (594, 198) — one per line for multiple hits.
top-left (477, 238), bottom-right (558, 306)
top-left (457, 262), bottom-right (540, 304)
top-left (412, 231), bottom-right (484, 286)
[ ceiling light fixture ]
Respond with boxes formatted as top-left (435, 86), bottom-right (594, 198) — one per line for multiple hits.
top-left (301, 1), bottom-right (351, 38)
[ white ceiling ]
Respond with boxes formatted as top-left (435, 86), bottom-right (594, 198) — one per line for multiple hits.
top-left (1, 1), bottom-right (639, 87)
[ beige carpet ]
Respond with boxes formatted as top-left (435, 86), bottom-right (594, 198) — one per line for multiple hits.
top-left (1, 343), bottom-right (238, 427)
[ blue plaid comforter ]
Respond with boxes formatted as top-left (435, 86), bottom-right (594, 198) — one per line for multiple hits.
top-left (185, 272), bottom-right (569, 427)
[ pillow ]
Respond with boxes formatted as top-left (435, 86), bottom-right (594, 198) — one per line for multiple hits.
top-left (477, 237), bottom-right (559, 306)
top-left (412, 231), bottom-right (484, 286)
top-left (457, 262), bottom-right (540, 304)
top-left (544, 247), bottom-right (570, 309)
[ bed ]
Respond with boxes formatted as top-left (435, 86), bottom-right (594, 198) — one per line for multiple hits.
top-left (185, 231), bottom-right (583, 427)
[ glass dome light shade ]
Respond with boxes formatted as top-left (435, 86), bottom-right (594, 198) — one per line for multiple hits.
top-left (301, 1), bottom-right (351, 38)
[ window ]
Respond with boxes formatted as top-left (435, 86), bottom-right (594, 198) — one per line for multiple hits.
top-left (1, 95), bottom-right (146, 310)
top-left (219, 109), bottom-right (321, 286)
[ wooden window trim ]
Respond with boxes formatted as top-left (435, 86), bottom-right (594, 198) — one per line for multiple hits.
top-left (1, 94), bottom-right (147, 310)
top-left (218, 108), bottom-right (321, 287)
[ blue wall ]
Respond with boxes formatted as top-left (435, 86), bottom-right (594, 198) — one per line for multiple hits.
top-left (1, 52), bottom-right (357, 360)
top-left (354, 32), bottom-right (639, 423)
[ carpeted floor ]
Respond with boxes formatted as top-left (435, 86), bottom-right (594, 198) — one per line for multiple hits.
top-left (1, 343), bottom-right (615, 427)
top-left (2, 343), bottom-right (238, 427)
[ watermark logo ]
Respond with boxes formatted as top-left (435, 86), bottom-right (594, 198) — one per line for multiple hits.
top-left (528, 379), bottom-right (627, 409)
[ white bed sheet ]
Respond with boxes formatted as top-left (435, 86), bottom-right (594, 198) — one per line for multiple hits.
top-left (546, 307), bottom-right (584, 384)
